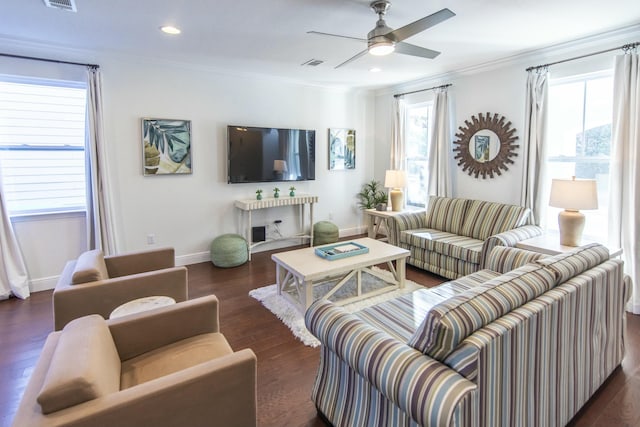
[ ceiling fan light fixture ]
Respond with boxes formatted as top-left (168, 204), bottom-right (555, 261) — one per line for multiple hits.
top-left (369, 41), bottom-right (395, 56)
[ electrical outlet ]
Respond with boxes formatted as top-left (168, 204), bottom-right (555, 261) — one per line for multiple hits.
top-left (147, 234), bottom-right (155, 245)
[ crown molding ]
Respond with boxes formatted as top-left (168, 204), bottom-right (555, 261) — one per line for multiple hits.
top-left (376, 23), bottom-right (640, 97)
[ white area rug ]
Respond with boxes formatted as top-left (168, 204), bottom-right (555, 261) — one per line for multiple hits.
top-left (249, 267), bottom-right (421, 347)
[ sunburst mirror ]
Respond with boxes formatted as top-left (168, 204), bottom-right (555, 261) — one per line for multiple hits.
top-left (453, 112), bottom-right (519, 179)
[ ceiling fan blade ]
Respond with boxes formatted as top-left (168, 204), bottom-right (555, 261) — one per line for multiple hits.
top-left (335, 49), bottom-right (368, 69)
top-left (395, 42), bottom-right (441, 59)
top-left (385, 8), bottom-right (455, 43)
top-left (307, 31), bottom-right (366, 43)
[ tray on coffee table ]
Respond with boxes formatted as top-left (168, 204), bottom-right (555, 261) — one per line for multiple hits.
top-left (314, 241), bottom-right (369, 260)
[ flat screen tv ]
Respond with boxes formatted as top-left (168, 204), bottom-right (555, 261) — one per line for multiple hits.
top-left (227, 125), bottom-right (316, 184)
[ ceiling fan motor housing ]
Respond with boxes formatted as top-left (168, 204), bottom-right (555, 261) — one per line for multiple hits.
top-left (368, 0), bottom-right (395, 50)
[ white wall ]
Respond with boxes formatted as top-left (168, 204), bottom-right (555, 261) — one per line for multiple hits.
top-left (1, 46), bottom-right (375, 290)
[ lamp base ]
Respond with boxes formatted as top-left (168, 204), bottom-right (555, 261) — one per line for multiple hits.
top-left (389, 189), bottom-right (403, 212)
top-left (558, 209), bottom-right (585, 246)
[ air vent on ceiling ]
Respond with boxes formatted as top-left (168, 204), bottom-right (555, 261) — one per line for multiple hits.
top-left (301, 59), bottom-right (324, 67)
top-left (43, 0), bottom-right (77, 12)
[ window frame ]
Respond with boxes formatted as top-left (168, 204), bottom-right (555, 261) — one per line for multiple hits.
top-left (403, 101), bottom-right (433, 209)
top-left (0, 74), bottom-right (88, 217)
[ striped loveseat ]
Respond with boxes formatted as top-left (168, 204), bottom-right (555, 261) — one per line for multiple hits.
top-left (305, 244), bottom-right (630, 427)
top-left (388, 196), bottom-right (543, 279)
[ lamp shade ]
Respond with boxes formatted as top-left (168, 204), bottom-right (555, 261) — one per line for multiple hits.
top-left (384, 170), bottom-right (407, 189)
top-left (549, 178), bottom-right (598, 210)
top-left (273, 160), bottom-right (288, 172)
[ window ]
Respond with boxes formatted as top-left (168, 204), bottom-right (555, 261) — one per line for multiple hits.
top-left (546, 71), bottom-right (613, 240)
top-left (404, 102), bottom-right (433, 208)
top-left (0, 76), bottom-right (87, 215)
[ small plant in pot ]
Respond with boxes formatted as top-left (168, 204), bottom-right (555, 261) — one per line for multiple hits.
top-left (289, 186), bottom-right (296, 197)
top-left (273, 187), bottom-right (280, 198)
top-left (255, 189), bottom-right (263, 200)
top-left (357, 180), bottom-right (388, 211)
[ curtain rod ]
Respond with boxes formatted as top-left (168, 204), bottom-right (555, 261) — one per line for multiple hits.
top-left (394, 83), bottom-right (452, 98)
top-left (526, 41), bottom-right (639, 72)
top-left (0, 52), bottom-right (99, 69)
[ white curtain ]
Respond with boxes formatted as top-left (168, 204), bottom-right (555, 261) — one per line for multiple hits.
top-left (390, 96), bottom-right (406, 170)
top-left (427, 87), bottom-right (452, 197)
top-left (520, 68), bottom-right (550, 225)
top-left (0, 172), bottom-right (30, 300)
top-left (86, 67), bottom-right (119, 255)
top-left (608, 51), bottom-right (640, 314)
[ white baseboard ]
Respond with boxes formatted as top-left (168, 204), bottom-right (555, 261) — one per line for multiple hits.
top-left (175, 251), bottom-right (211, 266)
top-left (29, 276), bottom-right (58, 293)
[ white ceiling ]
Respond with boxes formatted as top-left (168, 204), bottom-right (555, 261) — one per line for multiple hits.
top-left (1, 0), bottom-right (639, 89)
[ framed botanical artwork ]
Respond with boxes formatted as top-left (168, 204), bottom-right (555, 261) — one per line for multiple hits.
top-left (328, 128), bottom-right (355, 170)
top-left (142, 118), bottom-right (192, 175)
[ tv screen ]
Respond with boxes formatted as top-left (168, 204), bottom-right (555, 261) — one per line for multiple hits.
top-left (227, 125), bottom-right (316, 184)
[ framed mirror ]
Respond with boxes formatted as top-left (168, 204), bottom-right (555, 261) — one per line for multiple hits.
top-left (453, 112), bottom-right (519, 179)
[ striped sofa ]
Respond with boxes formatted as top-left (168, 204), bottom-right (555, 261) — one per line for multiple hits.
top-left (305, 244), bottom-right (630, 427)
top-left (388, 196), bottom-right (543, 279)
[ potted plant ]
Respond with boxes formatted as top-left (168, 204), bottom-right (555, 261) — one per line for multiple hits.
top-left (357, 180), bottom-right (388, 210)
top-left (289, 186), bottom-right (296, 197)
top-left (255, 189), bottom-right (263, 200)
top-left (273, 187), bottom-right (280, 198)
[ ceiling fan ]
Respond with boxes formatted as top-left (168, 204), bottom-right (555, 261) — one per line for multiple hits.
top-left (308, 0), bottom-right (455, 68)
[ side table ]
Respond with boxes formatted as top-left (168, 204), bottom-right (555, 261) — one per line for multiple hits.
top-left (515, 231), bottom-right (622, 258)
top-left (363, 208), bottom-right (422, 242)
top-left (109, 295), bottom-right (176, 319)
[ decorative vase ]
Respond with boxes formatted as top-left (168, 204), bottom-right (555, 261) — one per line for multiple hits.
top-left (274, 192), bottom-right (279, 198)
top-left (289, 191), bottom-right (295, 197)
top-left (256, 193), bottom-right (262, 200)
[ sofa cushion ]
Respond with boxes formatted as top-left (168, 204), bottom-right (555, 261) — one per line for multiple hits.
top-left (535, 243), bottom-right (610, 285)
top-left (408, 263), bottom-right (556, 361)
top-left (424, 196), bottom-right (470, 235)
top-left (120, 332), bottom-right (233, 389)
top-left (71, 249), bottom-right (109, 284)
top-left (37, 315), bottom-right (121, 414)
top-left (459, 200), bottom-right (530, 240)
top-left (401, 229), bottom-right (483, 264)
top-left (356, 269), bottom-right (500, 342)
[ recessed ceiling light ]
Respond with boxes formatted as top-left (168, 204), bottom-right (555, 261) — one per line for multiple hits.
top-left (369, 67), bottom-right (382, 73)
top-left (160, 26), bottom-right (181, 35)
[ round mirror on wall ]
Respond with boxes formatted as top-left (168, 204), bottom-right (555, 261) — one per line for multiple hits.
top-left (453, 112), bottom-right (519, 179)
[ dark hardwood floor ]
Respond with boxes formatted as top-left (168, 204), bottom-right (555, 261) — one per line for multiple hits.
top-left (1, 242), bottom-right (639, 427)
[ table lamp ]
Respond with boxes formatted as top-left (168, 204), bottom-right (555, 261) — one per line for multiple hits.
top-left (384, 170), bottom-right (407, 212)
top-left (549, 177), bottom-right (598, 246)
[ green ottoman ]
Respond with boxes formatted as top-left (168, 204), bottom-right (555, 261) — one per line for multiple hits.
top-left (313, 221), bottom-right (339, 246)
top-left (210, 234), bottom-right (249, 268)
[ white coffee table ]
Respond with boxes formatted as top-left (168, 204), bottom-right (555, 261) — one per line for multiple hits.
top-left (271, 237), bottom-right (410, 313)
top-left (109, 295), bottom-right (176, 319)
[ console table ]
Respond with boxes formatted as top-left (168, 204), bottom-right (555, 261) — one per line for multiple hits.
top-left (235, 194), bottom-right (318, 260)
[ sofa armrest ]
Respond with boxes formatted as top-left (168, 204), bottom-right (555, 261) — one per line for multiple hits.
top-left (53, 267), bottom-right (188, 331)
top-left (305, 300), bottom-right (476, 427)
top-left (484, 246), bottom-right (549, 274)
top-left (388, 211), bottom-right (427, 246)
top-left (109, 295), bottom-right (220, 361)
top-left (479, 224), bottom-right (543, 269)
top-left (105, 247), bottom-right (175, 277)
